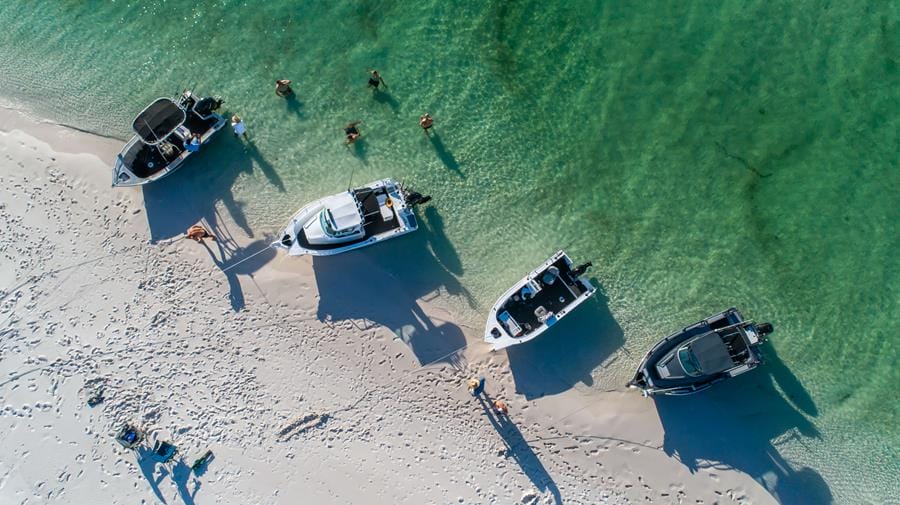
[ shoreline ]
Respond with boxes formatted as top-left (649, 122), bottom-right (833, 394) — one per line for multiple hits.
top-left (0, 106), bottom-right (780, 504)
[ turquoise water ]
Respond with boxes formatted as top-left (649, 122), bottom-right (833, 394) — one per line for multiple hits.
top-left (1, 1), bottom-right (897, 502)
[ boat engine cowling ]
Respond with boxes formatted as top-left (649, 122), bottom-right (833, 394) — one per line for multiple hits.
top-left (756, 322), bottom-right (774, 337)
top-left (195, 96), bottom-right (224, 116)
top-left (404, 190), bottom-right (432, 207)
top-left (572, 262), bottom-right (593, 277)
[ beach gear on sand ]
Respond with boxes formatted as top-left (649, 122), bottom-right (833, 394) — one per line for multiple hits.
top-left (153, 440), bottom-right (178, 463)
top-left (115, 424), bottom-right (144, 450)
top-left (192, 450), bottom-right (213, 473)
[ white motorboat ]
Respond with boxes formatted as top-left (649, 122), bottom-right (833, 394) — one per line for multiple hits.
top-left (274, 179), bottom-right (431, 256)
top-left (112, 90), bottom-right (226, 187)
top-left (484, 251), bottom-right (596, 350)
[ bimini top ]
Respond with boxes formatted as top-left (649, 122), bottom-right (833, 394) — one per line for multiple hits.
top-left (323, 192), bottom-right (363, 230)
top-left (132, 98), bottom-right (186, 144)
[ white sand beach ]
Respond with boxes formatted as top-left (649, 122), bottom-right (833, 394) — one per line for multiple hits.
top-left (0, 108), bottom-right (781, 504)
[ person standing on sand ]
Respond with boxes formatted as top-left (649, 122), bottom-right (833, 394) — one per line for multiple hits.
top-left (367, 69), bottom-right (386, 90)
top-left (467, 377), bottom-right (485, 396)
top-left (186, 225), bottom-right (215, 243)
top-left (419, 113), bottom-right (433, 136)
top-left (231, 115), bottom-right (247, 139)
top-left (275, 79), bottom-right (293, 97)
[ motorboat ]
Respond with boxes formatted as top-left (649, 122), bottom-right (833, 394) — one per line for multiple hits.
top-left (484, 251), bottom-right (596, 350)
top-left (274, 179), bottom-right (431, 256)
top-left (627, 308), bottom-right (773, 396)
top-left (112, 90), bottom-right (226, 187)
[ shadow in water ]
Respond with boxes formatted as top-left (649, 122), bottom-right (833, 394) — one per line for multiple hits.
top-left (285, 94), bottom-right (305, 118)
top-left (654, 347), bottom-right (831, 505)
top-left (172, 458), bottom-right (200, 505)
top-left (136, 446), bottom-right (168, 504)
top-left (142, 132), bottom-right (280, 243)
top-left (202, 238), bottom-right (276, 312)
top-left (372, 89), bottom-right (400, 114)
top-left (421, 206), bottom-right (462, 276)
top-left (349, 137), bottom-right (369, 165)
top-left (476, 391), bottom-right (561, 504)
top-left (428, 132), bottom-right (463, 177)
top-left (314, 207), bottom-right (473, 365)
top-left (507, 287), bottom-right (624, 399)
top-left (245, 140), bottom-right (285, 192)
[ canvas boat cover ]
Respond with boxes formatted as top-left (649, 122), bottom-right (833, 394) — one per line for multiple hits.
top-left (691, 332), bottom-right (734, 374)
top-left (324, 192), bottom-right (363, 230)
top-left (132, 98), bottom-right (186, 144)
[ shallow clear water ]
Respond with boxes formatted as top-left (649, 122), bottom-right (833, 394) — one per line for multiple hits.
top-left (1, 1), bottom-right (897, 502)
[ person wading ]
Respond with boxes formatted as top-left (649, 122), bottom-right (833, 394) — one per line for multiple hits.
top-left (275, 79), bottom-right (293, 97)
top-left (419, 113), bottom-right (434, 136)
top-left (367, 69), bottom-right (386, 90)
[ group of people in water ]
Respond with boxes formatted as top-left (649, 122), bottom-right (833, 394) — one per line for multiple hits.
top-left (271, 69), bottom-right (435, 145)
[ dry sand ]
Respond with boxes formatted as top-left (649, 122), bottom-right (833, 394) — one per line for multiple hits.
top-left (0, 108), bottom-right (777, 504)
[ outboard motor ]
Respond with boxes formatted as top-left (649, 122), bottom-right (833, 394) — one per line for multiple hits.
top-left (572, 262), bottom-right (593, 277)
top-left (756, 322), bottom-right (774, 337)
top-left (404, 189), bottom-right (432, 207)
top-left (281, 234), bottom-right (293, 247)
top-left (194, 96), bottom-right (224, 117)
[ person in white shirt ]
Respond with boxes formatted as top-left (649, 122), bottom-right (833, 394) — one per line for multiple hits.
top-left (231, 115), bottom-right (247, 139)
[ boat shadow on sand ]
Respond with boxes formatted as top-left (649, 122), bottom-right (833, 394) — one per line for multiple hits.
top-left (142, 134), bottom-right (282, 244)
top-left (654, 343), bottom-right (831, 505)
top-left (313, 207), bottom-right (473, 367)
top-left (476, 390), bottom-right (561, 505)
top-left (506, 285), bottom-right (624, 400)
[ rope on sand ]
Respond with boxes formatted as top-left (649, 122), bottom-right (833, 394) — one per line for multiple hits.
top-left (219, 245), bottom-right (274, 273)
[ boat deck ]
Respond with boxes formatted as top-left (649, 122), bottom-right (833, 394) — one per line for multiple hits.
top-left (499, 256), bottom-right (586, 336)
top-left (123, 141), bottom-right (185, 178)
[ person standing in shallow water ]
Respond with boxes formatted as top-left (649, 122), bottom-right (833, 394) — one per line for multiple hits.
top-left (275, 79), bottom-right (293, 97)
top-left (231, 115), bottom-right (247, 139)
top-left (367, 69), bottom-right (386, 90)
top-left (419, 113), bottom-right (434, 136)
top-left (344, 121), bottom-right (362, 145)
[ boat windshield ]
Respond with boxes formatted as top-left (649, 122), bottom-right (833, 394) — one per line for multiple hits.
top-left (320, 210), bottom-right (338, 236)
top-left (677, 346), bottom-right (702, 377)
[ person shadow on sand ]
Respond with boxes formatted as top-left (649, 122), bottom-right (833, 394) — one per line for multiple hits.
top-left (172, 458), bottom-right (202, 505)
top-left (475, 391), bottom-right (562, 505)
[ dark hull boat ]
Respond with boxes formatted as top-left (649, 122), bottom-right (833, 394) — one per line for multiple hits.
top-left (113, 90), bottom-right (226, 187)
top-left (628, 308), bottom-right (773, 396)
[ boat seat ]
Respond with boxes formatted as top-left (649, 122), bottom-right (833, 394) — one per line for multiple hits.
top-left (542, 266), bottom-right (559, 285)
top-left (498, 311), bottom-right (523, 337)
top-left (375, 194), bottom-right (394, 222)
top-left (173, 125), bottom-right (191, 142)
top-left (534, 305), bottom-right (553, 323)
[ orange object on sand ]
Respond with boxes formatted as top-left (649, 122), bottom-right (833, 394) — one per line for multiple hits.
top-left (493, 399), bottom-right (509, 415)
